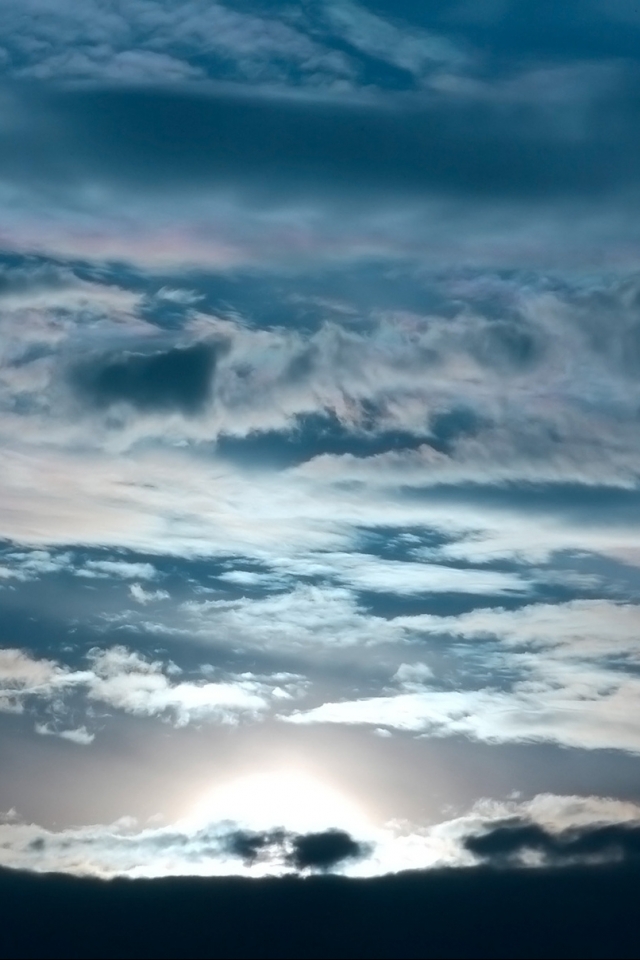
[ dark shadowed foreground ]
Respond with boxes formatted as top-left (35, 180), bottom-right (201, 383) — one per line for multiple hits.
top-left (1, 863), bottom-right (640, 960)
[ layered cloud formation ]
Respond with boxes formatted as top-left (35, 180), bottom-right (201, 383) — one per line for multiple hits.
top-left (1, 0), bottom-right (640, 886)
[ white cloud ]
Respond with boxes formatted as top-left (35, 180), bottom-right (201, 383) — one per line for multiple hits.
top-left (182, 583), bottom-right (403, 649)
top-left (284, 662), bottom-right (640, 754)
top-left (35, 722), bottom-right (95, 745)
top-left (129, 582), bottom-right (169, 603)
top-left (86, 646), bottom-right (270, 726)
top-left (0, 647), bottom-right (83, 713)
top-left (398, 600), bottom-right (640, 660)
top-left (84, 561), bottom-right (159, 580)
top-left (277, 598), bottom-right (640, 753)
top-left (394, 662), bottom-right (434, 686)
top-left (0, 644), bottom-right (299, 731)
top-left (1, 431), bottom-right (636, 575)
top-left (274, 551), bottom-right (527, 596)
top-left (0, 550), bottom-right (73, 579)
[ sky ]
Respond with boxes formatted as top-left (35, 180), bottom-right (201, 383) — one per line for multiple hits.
top-left (4, 0), bottom-right (640, 901)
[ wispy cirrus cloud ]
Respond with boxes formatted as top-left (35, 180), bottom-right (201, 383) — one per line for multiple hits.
top-left (285, 596), bottom-right (640, 753)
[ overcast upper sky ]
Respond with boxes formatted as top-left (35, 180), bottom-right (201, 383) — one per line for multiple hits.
top-left (2, 0), bottom-right (640, 883)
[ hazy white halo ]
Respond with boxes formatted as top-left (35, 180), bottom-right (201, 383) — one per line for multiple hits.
top-left (184, 770), bottom-right (372, 836)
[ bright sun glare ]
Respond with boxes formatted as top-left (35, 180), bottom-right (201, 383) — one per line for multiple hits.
top-left (185, 770), bottom-right (371, 835)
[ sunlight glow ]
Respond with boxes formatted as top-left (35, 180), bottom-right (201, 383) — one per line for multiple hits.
top-left (185, 770), bottom-right (372, 835)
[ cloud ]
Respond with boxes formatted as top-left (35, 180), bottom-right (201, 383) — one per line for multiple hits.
top-left (397, 600), bottom-right (640, 660)
top-left (222, 828), bottom-right (286, 864)
top-left (0, 815), bottom-right (371, 879)
top-left (393, 662), bottom-right (434, 685)
top-left (328, 0), bottom-right (465, 70)
top-left (465, 819), bottom-right (640, 866)
top-left (5, 74), bottom-right (638, 205)
top-left (283, 598), bottom-right (640, 752)
top-left (272, 551), bottom-right (527, 597)
top-left (129, 582), bottom-right (169, 603)
top-left (82, 560), bottom-right (158, 579)
top-left (0, 58), bottom-right (638, 271)
top-left (34, 722), bottom-right (95, 745)
top-left (0, 647), bottom-right (80, 713)
top-left (0, 0), bottom-right (354, 88)
top-left (181, 583), bottom-right (404, 649)
top-left (0, 644), bottom-right (296, 731)
top-left (0, 789), bottom-right (638, 879)
top-left (222, 827), bottom-right (367, 872)
top-left (286, 828), bottom-right (367, 870)
top-left (70, 341), bottom-right (217, 415)
top-left (85, 646), bottom-right (274, 726)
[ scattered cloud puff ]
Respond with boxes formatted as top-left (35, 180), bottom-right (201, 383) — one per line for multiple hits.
top-left (0, 548), bottom-right (160, 584)
top-left (0, 644), bottom-right (300, 733)
top-left (0, 647), bottom-right (72, 713)
top-left (129, 582), bottom-right (169, 603)
top-left (35, 722), bottom-right (95, 745)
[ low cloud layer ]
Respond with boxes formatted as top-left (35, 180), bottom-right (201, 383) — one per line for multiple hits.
top-left (465, 819), bottom-right (640, 866)
top-left (0, 791), bottom-right (638, 879)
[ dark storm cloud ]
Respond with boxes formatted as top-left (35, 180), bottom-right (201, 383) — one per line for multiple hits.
top-left (223, 828), bottom-right (286, 864)
top-left (3, 861), bottom-right (640, 959)
top-left (465, 818), bottom-right (640, 865)
top-left (70, 342), bottom-right (217, 415)
top-left (287, 829), bottom-right (366, 870)
top-left (224, 828), bottom-right (367, 870)
top-left (3, 75), bottom-right (640, 207)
